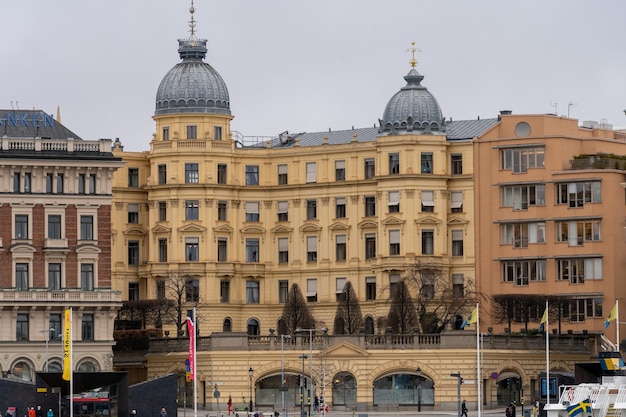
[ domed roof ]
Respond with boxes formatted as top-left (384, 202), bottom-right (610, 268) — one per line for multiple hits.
top-left (155, 38), bottom-right (231, 116)
top-left (379, 68), bottom-right (444, 134)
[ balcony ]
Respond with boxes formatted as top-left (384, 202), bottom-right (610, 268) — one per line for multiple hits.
top-left (44, 238), bottom-right (69, 250)
top-left (0, 288), bottom-right (122, 304)
top-left (570, 153), bottom-right (626, 170)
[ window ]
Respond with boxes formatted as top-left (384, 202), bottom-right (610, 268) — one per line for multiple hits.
top-left (49, 314), bottom-right (62, 339)
top-left (128, 203), bottom-right (139, 224)
top-left (246, 201), bottom-right (260, 222)
top-left (556, 181), bottom-right (601, 208)
top-left (128, 282), bottom-right (139, 301)
top-left (156, 280), bottom-right (165, 300)
top-left (336, 277), bottom-right (347, 301)
top-left (389, 273), bottom-right (401, 297)
top-left (245, 165), bottom-right (259, 185)
top-left (162, 126), bottom-right (170, 141)
top-left (88, 174), bottom-right (96, 194)
top-left (246, 238), bottom-right (260, 262)
top-left (186, 237), bottom-right (199, 261)
top-left (186, 279), bottom-right (199, 302)
top-left (46, 173), bottom-right (53, 193)
top-left (388, 191), bottom-right (399, 213)
top-left (48, 263), bottom-right (61, 290)
top-left (128, 168), bottom-right (139, 187)
top-left (388, 153), bottom-right (400, 174)
top-left (557, 258), bottom-right (602, 283)
top-left (421, 190), bottom-right (434, 212)
top-left (13, 172), bottom-right (20, 193)
top-left (158, 164), bottom-right (167, 185)
top-left (185, 163), bottom-right (199, 183)
top-left (421, 153), bottom-right (433, 174)
top-left (501, 259), bottom-right (547, 286)
top-left (17, 313), bottom-right (29, 341)
top-left (128, 240), bottom-right (139, 265)
top-left (365, 196), bottom-right (376, 216)
top-left (307, 279), bottom-right (317, 302)
top-left (364, 158), bottom-right (375, 179)
top-left (567, 298), bottom-right (604, 322)
top-left (246, 281), bottom-right (260, 304)
top-left (279, 281), bottom-right (289, 303)
top-left (81, 264), bottom-right (94, 291)
top-left (24, 173), bottom-right (32, 193)
top-left (306, 162), bottom-right (317, 183)
top-left (80, 215), bottom-right (93, 240)
top-left (335, 160), bottom-right (346, 181)
top-left (500, 146), bottom-right (545, 173)
top-left (214, 126), bottom-right (222, 140)
top-left (307, 236), bottom-right (317, 262)
top-left (185, 200), bottom-right (199, 220)
top-left (306, 199), bottom-right (317, 220)
top-left (451, 230), bottom-right (464, 256)
top-left (421, 272), bottom-right (435, 299)
top-left (389, 229), bottom-right (400, 255)
top-left (217, 164), bottom-right (227, 184)
top-left (501, 222), bottom-right (546, 247)
top-left (217, 200), bottom-right (227, 221)
top-left (15, 214), bottom-right (28, 239)
top-left (217, 238), bottom-right (227, 262)
top-left (556, 219), bottom-right (601, 245)
top-left (335, 197), bottom-right (346, 218)
top-left (187, 125), bottom-right (197, 139)
top-left (223, 318), bottom-right (232, 332)
top-left (56, 173), bottom-right (64, 193)
top-left (278, 164), bottom-right (288, 185)
top-left (16, 263), bottom-right (29, 290)
top-left (366, 276), bottom-right (376, 301)
top-left (278, 237), bottom-right (289, 264)
top-left (422, 229), bottom-right (434, 255)
top-left (158, 238), bottom-right (168, 262)
top-left (452, 274), bottom-right (464, 298)
top-left (451, 154), bottom-right (463, 175)
top-left (450, 191), bottom-right (463, 213)
top-left (501, 184), bottom-right (546, 209)
top-left (277, 201), bottom-right (288, 221)
top-left (220, 280), bottom-right (230, 303)
top-left (365, 233), bottom-right (376, 259)
top-left (336, 234), bottom-right (347, 261)
top-left (158, 201), bottom-right (167, 222)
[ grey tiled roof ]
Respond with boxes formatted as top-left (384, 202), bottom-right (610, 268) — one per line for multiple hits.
top-left (259, 118), bottom-right (498, 148)
top-left (0, 109), bottom-right (83, 140)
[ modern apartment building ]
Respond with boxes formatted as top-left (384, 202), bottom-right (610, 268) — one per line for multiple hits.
top-left (0, 109), bottom-right (123, 380)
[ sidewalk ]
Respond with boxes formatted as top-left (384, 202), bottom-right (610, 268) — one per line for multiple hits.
top-left (181, 408), bottom-right (508, 417)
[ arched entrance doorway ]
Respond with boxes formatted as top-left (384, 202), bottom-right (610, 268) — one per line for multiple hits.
top-left (373, 371), bottom-right (434, 407)
top-left (331, 372), bottom-right (356, 408)
top-left (256, 372), bottom-right (300, 408)
top-left (497, 372), bottom-right (522, 406)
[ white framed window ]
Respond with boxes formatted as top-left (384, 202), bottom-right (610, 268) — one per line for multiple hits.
top-left (278, 201), bottom-right (288, 221)
top-left (307, 236), bottom-right (317, 262)
top-left (246, 201), bottom-right (260, 222)
top-left (335, 160), bottom-right (346, 181)
top-left (421, 190), bottom-right (434, 212)
top-left (450, 191), bottom-right (463, 213)
top-left (307, 278), bottom-right (317, 302)
top-left (306, 162), bottom-right (317, 183)
top-left (388, 191), bottom-right (400, 213)
top-left (389, 229), bottom-right (400, 255)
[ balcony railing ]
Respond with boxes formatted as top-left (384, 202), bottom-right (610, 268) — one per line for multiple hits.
top-left (0, 288), bottom-right (122, 303)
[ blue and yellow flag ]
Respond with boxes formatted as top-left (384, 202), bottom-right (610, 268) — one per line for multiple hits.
top-left (461, 306), bottom-right (478, 329)
top-left (538, 308), bottom-right (548, 333)
top-left (566, 399), bottom-right (592, 417)
top-left (604, 303), bottom-right (617, 329)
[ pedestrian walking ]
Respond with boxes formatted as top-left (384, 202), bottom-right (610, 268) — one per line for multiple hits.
top-left (228, 396), bottom-right (232, 415)
top-left (160, 408), bottom-right (167, 417)
top-left (46, 410), bottom-right (53, 417)
top-left (461, 399), bottom-right (468, 417)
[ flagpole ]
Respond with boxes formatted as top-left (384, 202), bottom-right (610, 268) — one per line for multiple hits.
top-left (545, 300), bottom-right (550, 406)
top-left (193, 307), bottom-right (198, 417)
top-left (475, 302), bottom-right (481, 417)
top-left (616, 300), bottom-right (620, 353)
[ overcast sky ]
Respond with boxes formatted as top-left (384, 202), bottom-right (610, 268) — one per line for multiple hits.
top-left (3, 1), bottom-right (625, 151)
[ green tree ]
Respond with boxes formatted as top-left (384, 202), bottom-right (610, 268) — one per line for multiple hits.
top-left (333, 281), bottom-right (363, 334)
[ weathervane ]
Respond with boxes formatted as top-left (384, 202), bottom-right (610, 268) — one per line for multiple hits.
top-left (406, 41), bottom-right (421, 68)
top-left (189, 0), bottom-right (196, 44)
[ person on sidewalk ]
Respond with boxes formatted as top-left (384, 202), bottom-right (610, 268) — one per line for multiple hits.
top-left (461, 399), bottom-right (468, 417)
top-left (228, 396), bottom-right (233, 415)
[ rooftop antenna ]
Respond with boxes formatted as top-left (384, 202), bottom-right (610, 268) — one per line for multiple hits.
top-left (549, 101), bottom-right (558, 115)
top-left (567, 101), bottom-right (577, 118)
top-left (406, 41), bottom-right (421, 68)
top-left (188, 0), bottom-right (196, 45)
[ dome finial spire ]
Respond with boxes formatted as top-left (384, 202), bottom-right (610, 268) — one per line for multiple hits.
top-left (406, 41), bottom-right (421, 68)
top-left (189, 0), bottom-right (197, 45)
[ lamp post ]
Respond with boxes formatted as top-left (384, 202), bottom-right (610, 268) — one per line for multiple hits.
top-left (295, 328), bottom-right (327, 417)
top-left (299, 354), bottom-right (308, 417)
top-left (249, 367), bottom-right (254, 413)
top-left (416, 367), bottom-right (422, 412)
top-left (281, 335), bottom-right (292, 417)
top-left (40, 328), bottom-right (56, 372)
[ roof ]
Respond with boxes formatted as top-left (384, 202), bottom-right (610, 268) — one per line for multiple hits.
top-left (0, 109), bottom-right (83, 140)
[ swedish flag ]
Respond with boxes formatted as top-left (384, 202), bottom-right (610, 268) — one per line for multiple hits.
top-left (461, 306), bottom-right (478, 329)
top-left (566, 399), bottom-right (592, 417)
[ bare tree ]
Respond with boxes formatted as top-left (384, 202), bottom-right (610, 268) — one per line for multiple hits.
top-left (279, 283), bottom-right (315, 335)
top-left (492, 294), bottom-right (553, 332)
top-left (116, 299), bottom-right (175, 330)
top-left (386, 280), bottom-right (418, 334)
top-left (403, 261), bottom-right (478, 332)
top-left (333, 281), bottom-right (363, 334)
top-left (161, 271), bottom-right (200, 336)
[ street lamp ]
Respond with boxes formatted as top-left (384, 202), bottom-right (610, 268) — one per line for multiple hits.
top-left (249, 367), bottom-right (254, 413)
top-left (295, 328), bottom-right (327, 417)
top-left (40, 328), bottom-right (56, 372)
top-left (298, 354), bottom-right (308, 417)
top-left (281, 335), bottom-right (292, 417)
top-left (416, 367), bottom-right (422, 413)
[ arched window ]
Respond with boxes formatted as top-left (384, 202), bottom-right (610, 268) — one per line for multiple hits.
top-left (364, 316), bottom-right (375, 334)
top-left (247, 319), bottom-right (259, 336)
top-left (223, 318), bottom-right (232, 332)
top-left (332, 372), bottom-right (356, 406)
top-left (48, 360), bottom-right (63, 373)
top-left (12, 360), bottom-right (34, 382)
top-left (77, 359), bottom-right (98, 372)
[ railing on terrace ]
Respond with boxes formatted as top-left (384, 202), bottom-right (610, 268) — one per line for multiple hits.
top-left (570, 155), bottom-right (626, 170)
top-left (148, 331), bottom-right (597, 353)
top-left (1, 136), bottom-right (114, 153)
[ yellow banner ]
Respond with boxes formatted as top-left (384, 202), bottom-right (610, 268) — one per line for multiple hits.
top-left (62, 309), bottom-right (71, 381)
